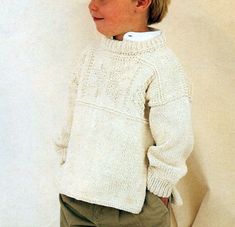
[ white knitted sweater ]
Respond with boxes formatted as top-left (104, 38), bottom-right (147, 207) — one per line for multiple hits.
top-left (54, 29), bottom-right (194, 214)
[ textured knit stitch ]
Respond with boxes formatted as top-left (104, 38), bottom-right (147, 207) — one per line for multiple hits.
top-left (54, 28), bottom-right (194, 214)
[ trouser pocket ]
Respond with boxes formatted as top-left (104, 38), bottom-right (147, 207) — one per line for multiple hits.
top-left (128, 190), bottom-right (171, 227)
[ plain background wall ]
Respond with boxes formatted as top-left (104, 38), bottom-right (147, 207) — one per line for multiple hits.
top-left (0, 1), bottom-right (94, 226)
top-left (158, 1), bottom-right (235, 226)
top-left (0, 0), bottom-right (234, 226)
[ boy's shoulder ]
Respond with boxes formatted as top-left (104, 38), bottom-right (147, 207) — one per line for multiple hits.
top-left (141, 45), bottom-right (181, 66)
top-left (78, 40), bottom-right (95, 58)
top-left (78, 36), bottom-right (182, 68)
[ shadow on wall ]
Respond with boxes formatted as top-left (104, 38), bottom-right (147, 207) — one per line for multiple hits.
top-left (172, 144), bottom-right (208, 227)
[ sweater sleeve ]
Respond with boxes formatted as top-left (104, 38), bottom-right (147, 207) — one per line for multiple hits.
top-left (53, 47), bottom-right (89, 165)
top-left (54, 75), bottom-right (78, 165)
top-left (145, 57), bottom-right (194, 198)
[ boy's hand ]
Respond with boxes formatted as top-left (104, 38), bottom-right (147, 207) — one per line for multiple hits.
top-left (159, 196), bottom-right (169, 207)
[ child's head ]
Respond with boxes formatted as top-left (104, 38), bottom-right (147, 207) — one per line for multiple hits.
top-left (88, 0), bottom-right (171, 40)
top-left (147, 0), bottom-right (171, 25)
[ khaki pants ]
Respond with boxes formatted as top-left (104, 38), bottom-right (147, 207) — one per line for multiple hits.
top-left (59, 189), bottom-right (171, 227)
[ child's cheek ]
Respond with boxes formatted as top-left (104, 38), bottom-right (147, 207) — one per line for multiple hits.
top-left (107, 9), bottom-right (119, 19)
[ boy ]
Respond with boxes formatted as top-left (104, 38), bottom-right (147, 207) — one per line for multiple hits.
top-left (55, 0), bottom-right (194, 226)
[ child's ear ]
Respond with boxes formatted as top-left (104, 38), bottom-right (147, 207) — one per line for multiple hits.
top-left (135, 0), bottom-right (152, 9)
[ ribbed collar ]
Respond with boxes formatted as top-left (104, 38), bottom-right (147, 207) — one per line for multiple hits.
top-left (99, 28), bottom-right (166, 54)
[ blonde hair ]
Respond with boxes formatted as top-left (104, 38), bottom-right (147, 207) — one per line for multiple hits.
top-left (147, 0), bottom-right (171, 25)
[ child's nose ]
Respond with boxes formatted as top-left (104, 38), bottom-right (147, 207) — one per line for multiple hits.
top-left (88, 0), bottom-right (98, 12)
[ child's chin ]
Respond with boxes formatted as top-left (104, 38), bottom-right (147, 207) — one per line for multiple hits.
top-left (96, 29), bottom-right (111, 37)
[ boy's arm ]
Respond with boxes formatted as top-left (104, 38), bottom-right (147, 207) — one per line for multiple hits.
top-left (54, 75), bottom-right (78, 165)
top-left (53, 46), bottom-right (90, 165)
top-left (146, 97), bottom-right (194, 198)
top-left (145, 59), bottom-right (194, 199)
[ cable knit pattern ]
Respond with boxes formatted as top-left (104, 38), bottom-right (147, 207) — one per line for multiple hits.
top-left (53, 29), bottom-right (194, 214)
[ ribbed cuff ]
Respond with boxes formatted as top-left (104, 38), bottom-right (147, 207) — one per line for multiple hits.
top-left (60, 148), bottom-right (67, 165)
top-left (54, 131), bottom-right (70, 153)
top-left (147, 168), bottom-right (173, 198)
top-left (53, 138), bottom-right (68, 165)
